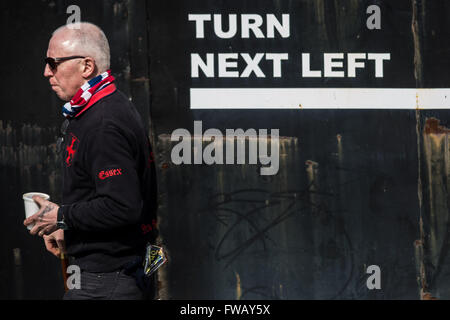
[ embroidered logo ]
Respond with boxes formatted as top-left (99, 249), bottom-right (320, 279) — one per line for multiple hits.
top-left (141, 219), bottom-right (157, 235)
top-left (98, 168), bottom-right (123, 180)
top-left (65, 133), bottom-right (79, 167)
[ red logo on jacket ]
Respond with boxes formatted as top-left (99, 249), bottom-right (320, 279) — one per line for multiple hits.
top-left (65, 133), bottom-right (79, 167)
top-left (141, 219), bottom-right (157, 235)
top-left (98, 168), bottom-right (123, 180)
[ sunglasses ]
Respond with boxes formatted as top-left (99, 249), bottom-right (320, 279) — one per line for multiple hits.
top-left (45, 56), bottom-right (86, 70)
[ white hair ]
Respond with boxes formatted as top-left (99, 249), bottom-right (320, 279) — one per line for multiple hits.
top-left (52, 22), bottom-right (111, 73)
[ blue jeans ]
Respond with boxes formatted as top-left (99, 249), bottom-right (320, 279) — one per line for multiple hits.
top-left (63, 269), bottom-right (145, 300)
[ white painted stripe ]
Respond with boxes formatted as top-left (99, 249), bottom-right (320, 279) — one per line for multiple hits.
top-left (81, 82), bottom-right (90, 91)
top-left (190, 88), bottom-right (450, 109)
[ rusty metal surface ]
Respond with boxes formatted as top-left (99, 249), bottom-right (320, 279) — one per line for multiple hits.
top-left (149, 0), bottom-right (449, 300)
top-left (155, 123), bottom-right (420, 299)
top-left (419, 118), bottom-right (450, 299)
top-left (0, 0), bottom-right (449, 299)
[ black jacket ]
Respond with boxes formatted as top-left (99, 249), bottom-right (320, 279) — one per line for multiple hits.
top-left (58, 88), bottom-right (157, 272)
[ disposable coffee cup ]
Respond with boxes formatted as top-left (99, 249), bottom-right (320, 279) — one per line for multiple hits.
top-left (23, 192), bottom-right (50, 230)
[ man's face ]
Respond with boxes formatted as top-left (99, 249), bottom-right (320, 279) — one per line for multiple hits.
top-left (44, 32), bottom-right (85, 101)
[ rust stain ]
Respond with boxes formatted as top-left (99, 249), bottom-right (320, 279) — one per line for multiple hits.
top-left (414, 110), bottom-right (427, 299)
top-left (235, 272), bottom-right (242, 300)
top-left (424, 118), bottom-right (450, 135)
top-left (412, 0), bottom-right (427, 298)
top-left (305, 159), bottom-right (319, 187)
top-left (416, 92), bottom-right (421, 110)
top-left (421, 117), bottom-right (450, 296)
top-left (414, 232), bottom-right (427, 299)
top-left (131, 76), bottom-right (150, 83)
top-left (161, 163), bottom-right (169, 170)
top-left (155, 247), bottom-right (170, 300)
top-left (422, 292), bottom-right (439, 300)
top-left (411, 0), bottom-right (424, 86)
top-left (305, 160), bottom-right (318, 167)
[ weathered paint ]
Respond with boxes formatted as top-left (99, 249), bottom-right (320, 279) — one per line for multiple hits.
top-left (419, 118), bottom-right (450, 299)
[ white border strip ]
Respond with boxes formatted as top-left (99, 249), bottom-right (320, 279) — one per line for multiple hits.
top-left (190, 88), bottom-right (450, 109)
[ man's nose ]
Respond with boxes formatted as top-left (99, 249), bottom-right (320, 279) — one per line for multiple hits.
top-left (43, 63), bottom-right (53, 78)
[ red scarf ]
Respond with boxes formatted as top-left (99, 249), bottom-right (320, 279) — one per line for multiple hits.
top-left (62, 70), bottom-right (115, 118)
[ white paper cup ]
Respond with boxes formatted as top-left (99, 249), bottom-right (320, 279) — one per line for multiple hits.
top-left (23, 192), bottom-right (50, 230)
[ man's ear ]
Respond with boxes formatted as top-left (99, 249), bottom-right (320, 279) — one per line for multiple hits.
top-left (81, 57), bottom-right (97, 79)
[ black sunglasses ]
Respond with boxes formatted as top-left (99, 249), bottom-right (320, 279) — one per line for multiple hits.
top-left (45, 56), bottom-right (86, 70)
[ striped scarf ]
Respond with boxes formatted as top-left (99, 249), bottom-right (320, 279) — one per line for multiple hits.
top-left (62, 70), bottom-right (115, 118)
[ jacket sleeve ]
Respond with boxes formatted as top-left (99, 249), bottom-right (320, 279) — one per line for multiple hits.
top-left (59, 124), bottom-right (143, 231)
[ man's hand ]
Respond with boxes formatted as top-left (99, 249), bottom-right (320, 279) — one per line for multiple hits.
top-left (23, 195), bottom-right (59, 237)
top-left (44, 229), bottom-right (65, 257)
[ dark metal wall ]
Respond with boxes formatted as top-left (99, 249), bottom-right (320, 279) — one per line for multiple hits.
top-left (1, 0), bottom-right (449, 300)
top-left (150, 0), bottom-right (450, 300)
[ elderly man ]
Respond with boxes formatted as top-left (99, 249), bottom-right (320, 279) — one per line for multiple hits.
top-left (23, 22), bottom-right (157, 299)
